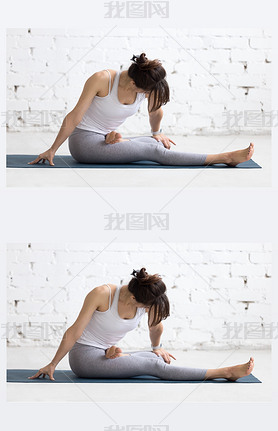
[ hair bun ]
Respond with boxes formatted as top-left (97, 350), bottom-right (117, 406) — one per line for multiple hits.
top-left (130, 53), bottom-right (147, 65)
top-left (131, 267), bottom-right (148, 279)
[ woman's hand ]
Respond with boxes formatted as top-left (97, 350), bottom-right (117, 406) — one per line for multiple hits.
top-left (152, 133), bottom-right (176, 149)
top-left (28, 149), bottom-right (56, 166)
top-left (152, 348), bottom-right (176, 364)
top-left (28, 362), bottom-right (56, 381)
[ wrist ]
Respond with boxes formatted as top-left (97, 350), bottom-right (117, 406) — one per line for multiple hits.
top-left (152, 128), bottom-right (162, 136)
top-left (50, 360), bottom-right (57, 367)
top-left (151, 343), bottom-right (162, 350)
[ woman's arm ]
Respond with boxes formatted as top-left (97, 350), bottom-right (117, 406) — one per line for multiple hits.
top-left (29, 71), bottom-right (108, 165)
top-left (146, 92), bottom-right (176, 149)
top-left (148, 307), bottom-right (176, 364)
top-left (149, 321), bottom-right (163, 349)
top-left (49, 325), bottom-right (83, 368)
top-left (28, 285), bottom-right (108, 380)
top-left (149, 107), bottom-right (163, 134)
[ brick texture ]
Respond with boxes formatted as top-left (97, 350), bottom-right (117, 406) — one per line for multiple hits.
top-left (6, 28), bottom-right (271, 135)
top-left (6, 242), bottom-right (272, 349)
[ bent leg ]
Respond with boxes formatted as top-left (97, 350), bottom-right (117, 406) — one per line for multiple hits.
top-left (68, 129), bottom-right (207, 165)
top-left (68, 343), bottom-right (207, 380)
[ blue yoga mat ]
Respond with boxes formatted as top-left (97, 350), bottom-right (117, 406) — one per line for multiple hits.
top-left (7, 369), bottom-right (261, 383)
top-left (6, 155), bottom-right (261, 169)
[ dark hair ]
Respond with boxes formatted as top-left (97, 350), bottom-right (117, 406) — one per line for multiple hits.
top-left (128, 53), bottom-right (170, 113)
top-left (128, 267), bottom-right (170, 327)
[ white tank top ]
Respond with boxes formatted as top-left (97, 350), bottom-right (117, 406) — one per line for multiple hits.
top-left (76, 284), bottom-right (146, 349)
top-left (76, 70), bottom-right (146, 134)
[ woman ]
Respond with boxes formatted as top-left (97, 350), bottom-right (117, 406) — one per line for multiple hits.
top-left (29, 53), bottom-right (254, 167)
top-left (28, 268), bottom-right (254, 381)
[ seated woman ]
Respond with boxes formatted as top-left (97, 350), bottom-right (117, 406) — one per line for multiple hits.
top-left (29, 267), bottom-right (254, 381)
top-left (29, 53), bottom-right (254, 167)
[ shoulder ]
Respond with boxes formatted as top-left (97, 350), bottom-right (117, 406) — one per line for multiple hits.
top-left (90, 284), bottom-right (117, 310)
top-left (87, 283), bottom-right (117, 303)
top-left (88, 283), bottom-right (117, 295)
top-left (87, 69), bottom-right (117, 83)
top-left (85, 70), bottom-right (117, 95)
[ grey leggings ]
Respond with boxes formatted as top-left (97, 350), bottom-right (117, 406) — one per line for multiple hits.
top-left (68, 342), bottom-right (207, 380)
top-left (68, 127), bottom-right (207, 165)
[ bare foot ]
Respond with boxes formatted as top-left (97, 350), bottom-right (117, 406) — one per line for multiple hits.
top-left (105, 345), bottom-right (130, 359)
top-left (226, 357), bottom-right (254, 381)
top-left (109, 133), bottom-right (130, 144)
top-left (226, 143), bottom-right (254, 167)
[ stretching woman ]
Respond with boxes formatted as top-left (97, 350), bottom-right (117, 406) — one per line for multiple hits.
top-left (29, 268), bottom-right (254, 381)
top-left (29, 53), bottom-right (254, 167)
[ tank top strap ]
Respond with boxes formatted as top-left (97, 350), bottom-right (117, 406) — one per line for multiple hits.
top-left (110, 283), bottom-right (120, 311)
top-left (110, 70), bottom-right (120, 97)
top-left (104, 283), bottom-right (112, 309)
top-left (105, 69), bottom-right (111, 94)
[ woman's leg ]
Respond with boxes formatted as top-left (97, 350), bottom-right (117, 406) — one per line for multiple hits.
top-left (104, 347), bottom-right (255, 381)
top-left (69, 343), bottom-right (254, 381)
top-left (68, 129), bottom-right (207, 165)
top-left (68, 128), bottom-right (254, 166)
top-left (68, 342), bottom-right (207, 380)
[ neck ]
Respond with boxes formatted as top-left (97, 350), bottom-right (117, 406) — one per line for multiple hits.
top-left (120, 284), bottom-right (134, 306)
top-left (119, 71), bottom-right (135, 92)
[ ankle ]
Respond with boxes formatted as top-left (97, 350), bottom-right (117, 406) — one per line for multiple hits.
top-left (204, 152), bottom-right (230, 165)
top-left (222, 152), bottom-right (232, 165)
top-left (224, 366), bottom-right (232, 379)
top-left (206, 366), bottom-right (231, 380)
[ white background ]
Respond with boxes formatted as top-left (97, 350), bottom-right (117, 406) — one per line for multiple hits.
top-left (1, 0), bottom-right (278, 430)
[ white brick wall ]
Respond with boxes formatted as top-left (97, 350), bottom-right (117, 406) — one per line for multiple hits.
top-left (6, 242), bottom-right (272, 350)
top-left (6, 27), bottom-right (271, 135)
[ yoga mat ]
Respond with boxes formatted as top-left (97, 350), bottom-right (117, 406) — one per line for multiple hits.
top-left (6, 155), bottom-right (261, 169)
top-left (7, 369), bottom-right (261, 383)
